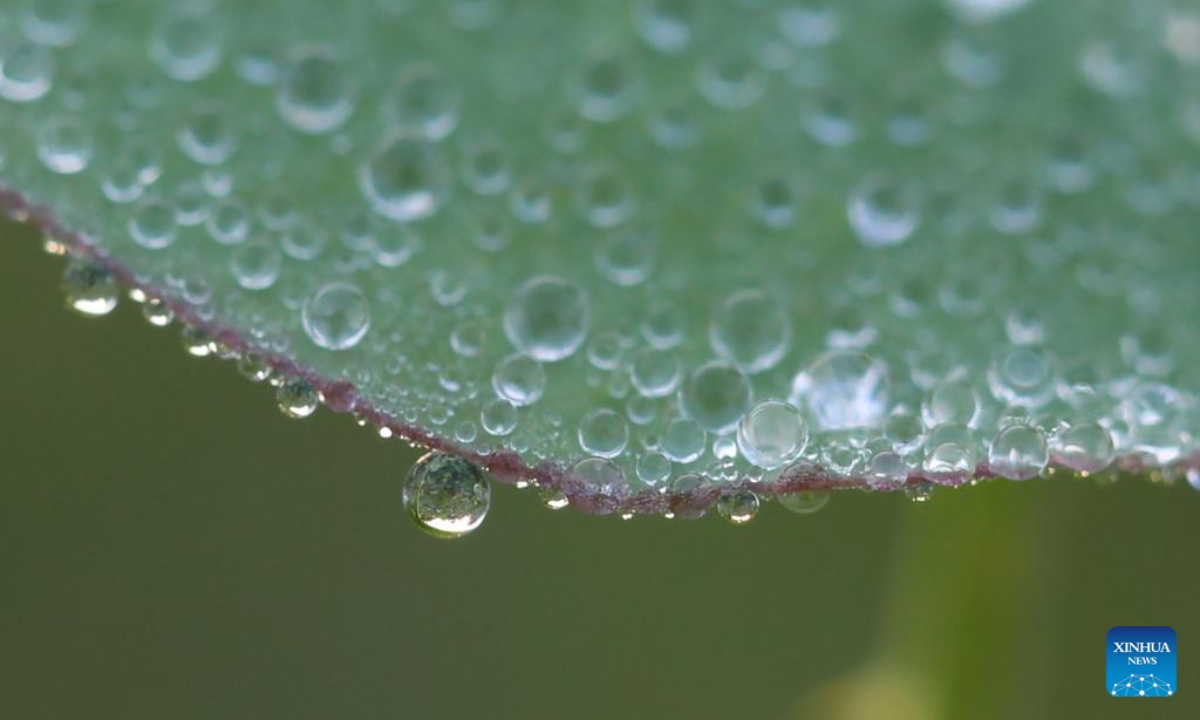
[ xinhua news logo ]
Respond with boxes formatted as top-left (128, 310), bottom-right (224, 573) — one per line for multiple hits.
top-left (1108, 626), bottom-right (1176, 697)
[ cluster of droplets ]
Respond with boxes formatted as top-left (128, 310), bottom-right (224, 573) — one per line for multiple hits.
top-left (11, 0), bottom-right (1200, 529)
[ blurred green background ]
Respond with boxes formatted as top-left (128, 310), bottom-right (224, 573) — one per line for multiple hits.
top-left (1, 218), bottom-right (1196, 719)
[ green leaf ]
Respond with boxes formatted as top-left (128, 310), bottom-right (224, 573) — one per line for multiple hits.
top-left (3, 0), bottom-right (1199, 522)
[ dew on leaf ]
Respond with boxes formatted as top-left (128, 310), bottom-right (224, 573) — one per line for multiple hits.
top-left (302, 282), bottom-right (371, 351)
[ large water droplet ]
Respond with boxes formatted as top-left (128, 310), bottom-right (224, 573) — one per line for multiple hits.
top-left (791, 352), bottom-right (890, 430)
top-left (403, 452), bottom-right (491, 539)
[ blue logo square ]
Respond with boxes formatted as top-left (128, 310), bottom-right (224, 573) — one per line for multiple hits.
top-left (1108, 626), bottom-right (1176, 697)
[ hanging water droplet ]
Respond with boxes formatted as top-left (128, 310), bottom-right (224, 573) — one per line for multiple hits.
top-left (302, 281), bottom-right (371, 351)
top-left (904, 480), bottom-right (935, 503)
top-left (237, 355), bottom-right (272, 383)
top-left (716, 490), bottom-right (760, 524)
top-left (181, 325), bottom-right (214, 357)
top-left (62, 259), bottom-right (117, 317)
top-left (540, 484), bottom-right (569, 510)
top-left (276, 377), bottom-right (320, 419)
top-left (141, 298), bottom-right (174, 327)
top-left (778, 489), bottom-right (831, 515)
top-left (403, 452), bottom-right (491, 538)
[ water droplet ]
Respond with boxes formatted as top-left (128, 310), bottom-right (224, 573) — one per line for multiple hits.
top-left (238, 355), bottom-right (272, 383)
top-left (1053, 422), bottom-right (1114, 474)
top-left (276, 46), bottom-right (355, 134)
top-left (504, 276), bottom-right (589, 362)
top-left (540, 485), bottom-right (569, 510)
top-left (778, 489), bottom-right (830, 515)
top-left (636, 451), bottom-right (672, 487)
top-left (492, 353), bottom-right (546, 406)
top-left (905, 480), bottom-right (935, 503)
top-left (698, 52), bottom-right (765, 109)
top-left (633, 0), bottom-right (696, 54)
top-left (62, 259), bottom-right (117, 317)
top-left (383, 63), bottom-right (462, 140)
top-left (129, 198), bottom-right (178, 250)
top-left (848, 175), bottom-right (920, 247)
top-left (37, 117), bottom-right (91, 174)
top-left (716, 490), bottom-right (760, 524)
top-left (571, 456), bottom-right (628, 495)
top-left (578, 408), bottom-right (629, 458)
top-left (0, 42), bottom-right (54, 102)
top-left (660, 417), bottom-right (707, 463)
top-left (630, 347), bottom-right (680, 398)
top-left (181, 326), bottom-right (214, 357)
top-left (141, 298), bottom-right (174, 328)
top-left (737, 400), bottom-right (809, 470)
top-left (923, 442), bottom-right (976, 477)
top-left (178, 106), bottom-right (236, 166)
top-left (710, 289), bottom-right (791, 373)
top-left (276, 378), bottom-right (319, 419)
top-left (792, 352), bottom-right (890, 430)
top-left (576, 55), bottom-right (636, 122)
top-left (403, 452), bottom-right (490, 538)
top-left (988, 424), bottom-right (1049, 480)
top-left (360, 134), bottom-right (449, 222)
top-left (226, 238), bottom-right (282, 290)
top-left (866, 451), bottom-right (909, 489)
top-left (481, 397), bottom-right (518, 436)
top-left (680, 361), bottom-right (751, 434)
top-left (149, 11), bottom-right (221, 82)
top-left (302, 282), bottom-right (371, 351)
